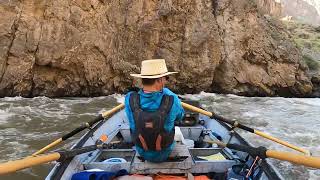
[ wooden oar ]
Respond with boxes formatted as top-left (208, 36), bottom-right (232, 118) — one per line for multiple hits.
top-left (32, 104), bottom-right (124, 156)
top-left (0, 144), bottom-right (104, 175)
top-left (181, 102), bottom-right (310, 155)
top-left (205, 140), bottom-right (320, 169)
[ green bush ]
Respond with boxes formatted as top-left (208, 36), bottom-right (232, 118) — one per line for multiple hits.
top-left (303, 55), bottom-right (320, 71)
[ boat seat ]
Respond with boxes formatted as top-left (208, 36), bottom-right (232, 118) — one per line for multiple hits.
top-left (131, 144), bottom-right (193, 174)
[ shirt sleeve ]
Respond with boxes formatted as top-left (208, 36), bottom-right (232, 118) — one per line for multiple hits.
top-left (173, 96), bottom-right (185, 122)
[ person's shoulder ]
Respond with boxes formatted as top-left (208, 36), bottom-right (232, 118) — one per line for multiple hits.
top-left (125, 88), bottom-right (140, 97)
top-left (125, 91), bottom-right (137, 102)
top-left (163, 88), bottom-right (176, 96)
top-left (163, 88), bottom-right (180, 100)
top-left (125, 91), bottom-right (132, 98)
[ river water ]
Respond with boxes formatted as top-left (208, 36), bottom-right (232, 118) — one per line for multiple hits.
top-left (0, 93), bottom-right (319, 180)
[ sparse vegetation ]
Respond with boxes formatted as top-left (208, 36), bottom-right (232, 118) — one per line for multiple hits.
top-left (303, 55), bottom-right (320, 71)
top-left (282, 20), bottom-right (320, 73)
top-left (283, 21), bottom-right (320, 52)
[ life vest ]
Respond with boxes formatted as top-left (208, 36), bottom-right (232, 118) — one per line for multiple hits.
top-left (129, 92), bottom-right (174, 151)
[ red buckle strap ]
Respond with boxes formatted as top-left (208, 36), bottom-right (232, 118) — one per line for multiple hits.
top-left (138, 134), bottom-right (149, 151)
top-left (156, 135), bottom-right (162, 151)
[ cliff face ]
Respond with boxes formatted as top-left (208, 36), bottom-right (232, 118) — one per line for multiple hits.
top-left (256, 0), bottom-right (282, 17)
top-left (0, 0), bottom-right (313, 97)
top-left (281, 0), bottom-right (320, 26)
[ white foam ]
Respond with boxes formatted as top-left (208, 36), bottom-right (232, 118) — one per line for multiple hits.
top-left (110, 94), bottom-right (125, 104)
top-left (181, 91), bottom-right (217, 101)
top-left (1, 96), bottom-right (24, 101)
top-left (0, 109), bottom-right (15, 123)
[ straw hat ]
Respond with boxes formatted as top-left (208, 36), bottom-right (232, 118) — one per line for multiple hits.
top-left (130, 59), bottom-right (177, 79)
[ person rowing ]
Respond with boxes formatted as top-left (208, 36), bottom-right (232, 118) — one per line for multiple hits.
top-left (124, 59), bottom-right (185, 162)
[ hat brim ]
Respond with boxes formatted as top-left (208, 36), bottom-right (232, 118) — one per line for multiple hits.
top-left (130, 72), bottom-right (178, 78)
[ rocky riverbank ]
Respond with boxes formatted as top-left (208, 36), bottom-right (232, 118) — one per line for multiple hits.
top-left (0, 0), bottom-right (313, 97)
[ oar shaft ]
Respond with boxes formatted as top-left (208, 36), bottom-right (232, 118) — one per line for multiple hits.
top-left (266, 150), bottom-right (320, 169)
top-left (32, 104), bottom-right (124, 156)
top-left (181, 102), bottom-right (212, 117)
top-left (181, 102), bottom-right (309, 155)
top-left (254, 130), bottom-right (309, 155)
top-left (102, 104), bottom-right (125, 118)
top-left (0, 153), bottom-right (61, 175)
top-left (32, 138), bottom-right (62, 156)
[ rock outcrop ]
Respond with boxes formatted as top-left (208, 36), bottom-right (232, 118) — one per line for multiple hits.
top-left (0, 0), bottom-right (313, 97)
top-left (282, 21), bottom-right (320, 97)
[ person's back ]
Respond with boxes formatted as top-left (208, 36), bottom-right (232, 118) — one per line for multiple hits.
top-left (124, 59), bottom-right (184, 162)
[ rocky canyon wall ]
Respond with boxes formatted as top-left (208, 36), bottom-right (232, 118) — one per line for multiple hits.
top-left (0, 0), bottom-right (313, 97)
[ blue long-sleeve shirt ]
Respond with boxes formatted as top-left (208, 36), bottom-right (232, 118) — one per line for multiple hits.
top-left (124, 88), bottom-right (185, 162)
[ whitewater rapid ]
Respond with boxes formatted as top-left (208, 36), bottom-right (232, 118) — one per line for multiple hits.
top-left (0, 93), bottom-right (319, 179)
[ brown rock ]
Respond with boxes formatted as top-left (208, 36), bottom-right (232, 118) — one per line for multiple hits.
top-left (0, 0), bottom-right (314, 97)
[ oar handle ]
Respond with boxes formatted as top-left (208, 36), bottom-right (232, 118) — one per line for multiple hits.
top-left (0, 153), bottom-right (61, 175)
top-left (181, 102), bottom-right (254, 132)
top-left (266, 150), bottom-right (320, 169)
top-left (205, 140), bottom-right (268, 159)
top-left (181, 102), bottom-right (212, 116)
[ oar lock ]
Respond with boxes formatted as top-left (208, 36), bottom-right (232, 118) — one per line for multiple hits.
top-left (230, 121), bottom-right (239, 131)
top-left (210, 112), bottom-right (239, 129)
top-left (84, 122), bottom-right (90, 128)
top-left (233, 121), bottom-right (239, 128)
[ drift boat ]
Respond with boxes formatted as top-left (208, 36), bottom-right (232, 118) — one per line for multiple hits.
top-left (45, 101), bottom-right (283, 180)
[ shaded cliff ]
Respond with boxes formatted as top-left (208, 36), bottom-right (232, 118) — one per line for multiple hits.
top-left (0, 0), bottom-right (313, 97)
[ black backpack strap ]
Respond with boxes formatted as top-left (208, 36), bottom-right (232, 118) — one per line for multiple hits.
top-left (129, 92), bottom-right (140, 110)
top-left (129, 92), bottom-right (142, 130)
top-left (156, 95), bottom-right (175, 150)
top-left (157, 95), bottom-right (174, 130)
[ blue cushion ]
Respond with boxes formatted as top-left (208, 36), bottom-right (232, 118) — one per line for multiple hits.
top-left (71, 169), bottom-right (128, 180)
